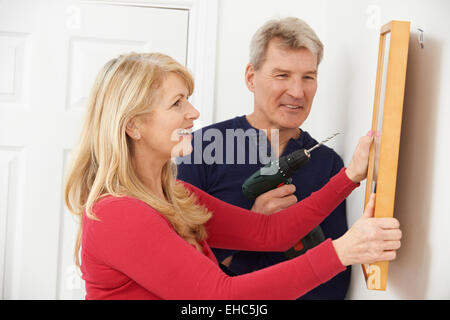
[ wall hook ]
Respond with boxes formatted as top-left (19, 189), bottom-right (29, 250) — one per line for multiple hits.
top-left (418, 28), bottom-right (424, 49)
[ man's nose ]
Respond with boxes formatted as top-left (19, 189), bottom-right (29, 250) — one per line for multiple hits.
top-left (287, 77), bottom-right (305, 100)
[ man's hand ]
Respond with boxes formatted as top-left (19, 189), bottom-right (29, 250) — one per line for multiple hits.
top-left (251, 184), bottom-right (297, 215)
top-left (332, 193), bottom-right (402, 266)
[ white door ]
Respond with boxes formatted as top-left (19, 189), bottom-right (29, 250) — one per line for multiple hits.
top-left (0, 0), bottom-right (217, 299)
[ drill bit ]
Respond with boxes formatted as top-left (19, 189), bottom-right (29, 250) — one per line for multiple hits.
top-left (306, 132), bottom-right (340, 154)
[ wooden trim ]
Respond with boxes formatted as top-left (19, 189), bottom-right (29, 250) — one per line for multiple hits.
top-left (362, 20), bottom-right (410, 291)
top-left (380, 21), bottom-right (392, 35)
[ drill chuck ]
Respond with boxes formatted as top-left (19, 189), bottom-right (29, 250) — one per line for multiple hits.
top-left (282, 149), bottom-right (311, 174)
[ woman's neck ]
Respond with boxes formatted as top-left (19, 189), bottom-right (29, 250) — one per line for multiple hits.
top-left (132, 151), bottom-right (167, 200)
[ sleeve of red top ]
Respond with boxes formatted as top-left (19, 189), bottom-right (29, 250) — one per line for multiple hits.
top-left (180, 167), bottom-right (359, 251)
top-left (86, 197), bottom-right (346, 299)
top-left (85, 168), bottom-right (357, 299)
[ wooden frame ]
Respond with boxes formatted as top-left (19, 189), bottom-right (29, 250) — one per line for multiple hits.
top-left (362, 20), bottom-right (410, 291)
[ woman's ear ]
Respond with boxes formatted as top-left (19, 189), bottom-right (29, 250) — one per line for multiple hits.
top-left (125, 118), bottom-right (141, 140)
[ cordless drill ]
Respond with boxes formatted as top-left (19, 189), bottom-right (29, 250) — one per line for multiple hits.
top-left (242, 133), bottom-right (339, 259)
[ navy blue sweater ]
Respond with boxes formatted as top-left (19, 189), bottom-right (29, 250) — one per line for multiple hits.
top-left (177, 115), bottom-right (351, 299)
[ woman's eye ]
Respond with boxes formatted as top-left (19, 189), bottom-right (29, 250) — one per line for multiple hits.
top-left (277, 74), bottom-right (288, 78)
top-left (173, 99), bottom-right (181, 107)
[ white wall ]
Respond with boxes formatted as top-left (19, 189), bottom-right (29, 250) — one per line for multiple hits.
top-left (213, 0), bottom-right (450, 299)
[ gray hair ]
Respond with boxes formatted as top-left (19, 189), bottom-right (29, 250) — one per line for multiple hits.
top-left (249, 17), bottom-right (324, 70)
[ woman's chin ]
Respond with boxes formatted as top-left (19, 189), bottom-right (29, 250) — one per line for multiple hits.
top-left (170, 145), bottom-right (193, 159)
top-left (179, 146), bottom-right (193, 157)
top-left (169, 136), bottom-right (193, 159)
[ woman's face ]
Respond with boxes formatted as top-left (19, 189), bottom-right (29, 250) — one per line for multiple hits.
top-left (131, 72), bottom-right (200, 161)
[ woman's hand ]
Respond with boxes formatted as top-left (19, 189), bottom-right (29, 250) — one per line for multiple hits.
top-left (332, 194), bottom-right (402, 266)
top-left (345, 131), bottom-right (374, 183)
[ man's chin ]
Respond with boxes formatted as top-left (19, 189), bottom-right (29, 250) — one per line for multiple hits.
top-left (276, 110), bottom-right (308, 128)
top-left (275, 119), bottom-right (306, 131)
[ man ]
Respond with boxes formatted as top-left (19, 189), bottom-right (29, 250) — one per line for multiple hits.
top-left (177, 17), bottom-right (350, 299)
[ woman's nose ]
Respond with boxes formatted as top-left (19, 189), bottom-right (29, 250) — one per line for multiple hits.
top-left (186, 101), bottom-right (200, 120)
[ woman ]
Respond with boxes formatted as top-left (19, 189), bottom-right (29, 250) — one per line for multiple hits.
top-left (64, 52), bottom-right (401, 299)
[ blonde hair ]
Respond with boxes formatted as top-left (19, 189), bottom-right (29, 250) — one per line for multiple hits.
top-left (249, 17), bottom-right (324, 70)
top-left (64, 52), bottom-right (212, 267)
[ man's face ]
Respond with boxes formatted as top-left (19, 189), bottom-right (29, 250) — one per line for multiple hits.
top-left (246, 38), bottom-right (318, 130)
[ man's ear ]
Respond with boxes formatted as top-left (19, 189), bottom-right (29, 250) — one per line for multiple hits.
top-left (125, 118), bottom-right (140, 140)
top-left (245, 63), bottom-right (256, 92)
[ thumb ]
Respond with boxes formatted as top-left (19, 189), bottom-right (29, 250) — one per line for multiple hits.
top-left (359, 134), bottom-right (374, 157)
top-left (363, 193), bottom-right (376, 218)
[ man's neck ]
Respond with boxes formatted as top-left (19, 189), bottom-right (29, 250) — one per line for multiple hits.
top-left (245, 114), bottom-right (300, 157)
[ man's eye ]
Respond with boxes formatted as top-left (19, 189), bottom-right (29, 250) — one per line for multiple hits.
top-left (304, 76), bottom-right (316, 80)
top-left (276, 74), bottom-right (288, 78)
